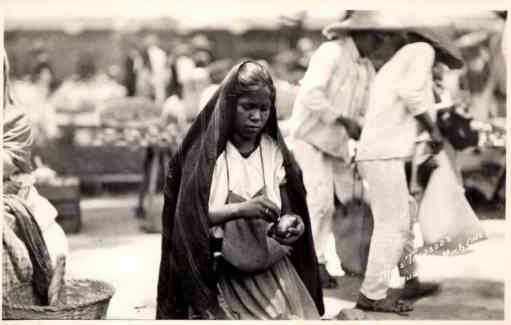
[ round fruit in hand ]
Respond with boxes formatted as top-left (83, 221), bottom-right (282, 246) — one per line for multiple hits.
top-left (273, 214), bottom-right (299, 238)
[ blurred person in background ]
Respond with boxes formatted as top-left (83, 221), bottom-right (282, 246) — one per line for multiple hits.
top-left (454, 12), bottom-right (506, 124)
top-left (483, 12), bottom-right (506, 120)
top-left (123, 40), bottom-right (141, 97)
top-left (190, 34), bottom-right (215, 68)
top-left (141, 34), bottom-right (169, 105)
top-left (295, 36), bottom-right (315, 73)
top-left (11, 43), bottom-right (59, 146)
top-left (197, 59), bottom-right (232, 109)
top-left (188, 34), bottom-right (214, 115)
top-left (51, 51), bottom-right (126, 126)
top-left (135, 35), bottom-right (171, 222)
top-left (282, 11), bottom-right (378, 288)
top-left (163, 37), bottom-right (213, 124)
top-left (171, 41), bottom-right (197, 119)
top-left (272, 43), bottom-right (303, 85)
top-left (136, 44), bottom-right (155, 99)
top-left (3, 49), bottom-right (68, 298)
top-left (29, 42), bottom-right (59, 97)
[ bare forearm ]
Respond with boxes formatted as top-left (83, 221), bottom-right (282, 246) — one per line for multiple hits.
top-left (208, 203), bottom-right (242, 226)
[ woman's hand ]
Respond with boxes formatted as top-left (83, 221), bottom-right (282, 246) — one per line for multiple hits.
top-left (237, 195), bottom-right (280, 223)
top-left (271, 215), bottom-right (305, 245)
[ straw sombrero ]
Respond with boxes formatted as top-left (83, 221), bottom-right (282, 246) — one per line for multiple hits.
top-left (322, 11), bottom-right (464, 69)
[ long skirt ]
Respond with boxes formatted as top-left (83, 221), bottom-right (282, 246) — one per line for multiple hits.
top-left (217, 256), bottom-right (320, 320)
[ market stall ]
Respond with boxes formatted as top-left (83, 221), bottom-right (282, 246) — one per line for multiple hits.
top-left (31, 96), bottom-right (186, 233)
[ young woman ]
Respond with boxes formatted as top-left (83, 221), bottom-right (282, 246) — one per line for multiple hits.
top-left (156, 61), bottom-right (324, 319)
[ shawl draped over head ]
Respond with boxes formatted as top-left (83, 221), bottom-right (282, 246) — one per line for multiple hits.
top-left (3, 104), bottom-right (34, 175)
top-left (156, 60), bottom-right (324, 319)
top-left (3, 50), bottom-right (34, 175)
top-left (3, 53), bottom-right (53, 304)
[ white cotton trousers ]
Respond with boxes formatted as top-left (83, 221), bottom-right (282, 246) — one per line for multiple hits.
top-left (286, 137), bottom-right (362, 264)
top-left (357, 159), bottom-right (416, 300)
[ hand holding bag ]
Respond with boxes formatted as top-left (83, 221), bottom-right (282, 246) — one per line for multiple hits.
top-left (221, 190), bottom-right (289, 273)
top-left (219, 147), bottom-right (289, 273)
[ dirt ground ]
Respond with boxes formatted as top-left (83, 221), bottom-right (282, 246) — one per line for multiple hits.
top-left (66, 195), bottom-right (505, 320)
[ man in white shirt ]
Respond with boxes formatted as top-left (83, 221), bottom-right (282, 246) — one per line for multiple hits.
top-left (351, 25), bottom-right (464, 313)
top-left (285, 12), bottom-right (380, 288)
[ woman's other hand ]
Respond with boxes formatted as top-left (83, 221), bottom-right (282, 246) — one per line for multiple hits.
top-left (271, 215), bottom-right (305, 245)
top-left (238, 195), bottom-right (280, 222)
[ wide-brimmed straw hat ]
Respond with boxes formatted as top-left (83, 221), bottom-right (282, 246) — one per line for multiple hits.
top-left (322, 11), bottom-right (464, 69)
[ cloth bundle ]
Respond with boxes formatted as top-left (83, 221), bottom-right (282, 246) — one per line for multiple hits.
top-left (408, 144), bottom-right (487, 258)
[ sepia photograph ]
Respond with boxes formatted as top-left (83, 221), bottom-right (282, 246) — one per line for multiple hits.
top-left (1, 0), bottom-right (508, 321)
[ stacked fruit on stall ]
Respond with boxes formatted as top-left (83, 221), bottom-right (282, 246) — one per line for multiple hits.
top-left (91, 97), bottom-right (184, 148)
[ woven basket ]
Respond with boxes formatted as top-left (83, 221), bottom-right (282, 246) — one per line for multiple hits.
top-left (2, 279), bottom-right (115, 320)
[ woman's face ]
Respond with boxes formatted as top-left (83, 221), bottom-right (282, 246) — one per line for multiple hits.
top-left (233, 88), bottom-right (272, 142)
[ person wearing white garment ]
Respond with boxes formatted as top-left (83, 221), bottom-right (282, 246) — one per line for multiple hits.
top-left (3, 50), bottom-right (68, 294)
top-left (348, 21), bottom-right (465, 313)
top-left (283, 11), bottom-right (379, 288)
top-left (143, 34), bottom-right (169, 105)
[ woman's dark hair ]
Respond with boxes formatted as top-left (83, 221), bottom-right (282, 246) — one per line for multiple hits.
top-left (232, 61), bottom-right (276, 103)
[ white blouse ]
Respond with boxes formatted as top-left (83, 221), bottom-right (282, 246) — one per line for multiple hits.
top-left (208, 134), bottom-right (286, 238)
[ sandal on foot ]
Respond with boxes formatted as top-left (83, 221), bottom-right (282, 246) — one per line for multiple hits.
top-left (355, 293), bottom-right (413, 316)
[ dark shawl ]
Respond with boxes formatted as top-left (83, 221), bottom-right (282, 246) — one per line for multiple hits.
top-left (156, 61), bottom-right (324, 319)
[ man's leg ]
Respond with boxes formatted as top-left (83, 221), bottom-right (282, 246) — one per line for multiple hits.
top-left (358, 159), bottom-right (411, 300)
top-left (287, 138), bottom-right (336, 288)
